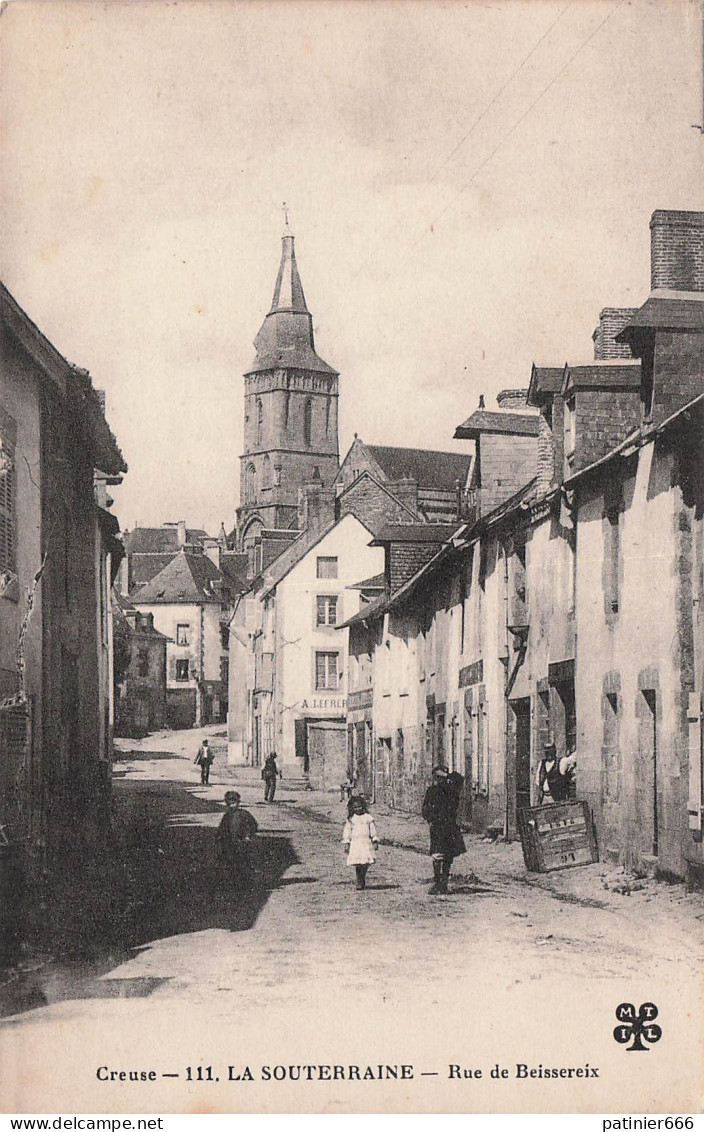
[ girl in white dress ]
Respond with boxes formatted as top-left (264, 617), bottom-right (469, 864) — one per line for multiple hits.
top-left (342, 796), bottom-right (379, 890)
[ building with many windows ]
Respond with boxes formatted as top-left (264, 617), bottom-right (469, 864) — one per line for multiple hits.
top-left (232, 511), bottom-right (384, 786)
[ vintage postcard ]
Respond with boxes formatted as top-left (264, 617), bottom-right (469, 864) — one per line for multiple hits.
top-left (0, 0), bottom-right (703, 1117)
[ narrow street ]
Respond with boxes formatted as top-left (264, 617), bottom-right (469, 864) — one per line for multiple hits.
top-left (1, 726), bottom-right (702, 1114)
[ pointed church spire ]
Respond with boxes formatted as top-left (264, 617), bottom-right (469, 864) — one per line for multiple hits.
top-left (270, 209), bottom-right (308, 315)
top-left (248, 223), bottom-right (337, 377)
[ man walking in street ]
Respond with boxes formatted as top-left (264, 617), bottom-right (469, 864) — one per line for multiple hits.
top-left (195, 738), bottom-right (215, 785)
top-left (422, 765), bottom-right (466, 895)
top-left (262, 751), bottom-right (281, 802)
top-left (217, 791), bottom-right (258, 889)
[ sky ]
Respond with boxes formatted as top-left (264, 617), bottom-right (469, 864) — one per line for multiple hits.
top-left (1, 0), bottom-right (702, 535)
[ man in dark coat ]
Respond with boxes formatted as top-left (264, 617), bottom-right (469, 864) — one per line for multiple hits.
top-left (217, 791), bottom-right (258, 888)
top-left (422, 765), bottom-right (466, 894)
top-left (262, 751), bottom-right (281, 802)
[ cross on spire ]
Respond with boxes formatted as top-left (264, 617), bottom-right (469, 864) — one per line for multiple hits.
top-left (282, 202), bottom-right (292, 237)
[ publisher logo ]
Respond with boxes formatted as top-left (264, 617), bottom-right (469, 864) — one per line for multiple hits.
top-left (613, 1002), bottom-right (662, 1051)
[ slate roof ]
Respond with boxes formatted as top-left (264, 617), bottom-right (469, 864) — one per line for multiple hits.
top-left (369, 522), bottom-right (461, 546)
top-left (365, 445), bottom-right (472, 491)
top-left (337, 593), bottom-right (388, 629)
top-left (616, 294), bottom-right (704, 339)
top-left (247, 235), bottom-right (337, 376)
top-left (258, 519), bottom-right (338, 598)
top-left (454, 410), bottom-right (541, 439)
top-left (259, 514), bottom-right (375, 599)
top-left (527, 365), bottom-right (565, 406)
top-left (348, 572), bottom-right (386, 591)
top-left (131, 550), bottom-right (226, 604)
top-left (123, 527), bottom-right (209, 554)
top-left (219, 552), bottom-right (250, 595)
top-left (130, 553), bottom-right (179, 588)
top-left (562, 361), bottom-right (641, 392)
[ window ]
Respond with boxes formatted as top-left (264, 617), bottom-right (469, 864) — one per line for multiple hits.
top-left (316, 556), bottom-right (338, 579)
top-left (137, 648), bottom-right (149, 677)
top-left (458, 565), bottom-right (467, 654)
top-left (220, 622), bottom-right (229, 649)
top-left (316, 595), bottom-right (338, 626)
top-left (315, 651), bottom-right (338, 690)
top-left (245, 463), bottom-right (256, 503)
top-left (220, 656), bottom-right (229, 685)
top-left (0, 410), bottom-right (17, 593)
top-left (256, 399), bottom-right (263, 447)
top-left (602, 691), bottom-right (620, 802)
top-left (605, 508), bottom-right (620, 614)
top-left (565, 398), bottom-right (576, 458)
top-left (175, 659), bottom-right (190, 681)
top-left (176, 623), bottom-right (190, 646)
top-left (304, 399), bottom-right (312, 447)
top-left (263, 454), bottom-right (271, 487)
top-left (283, 392), bottom-right (290, 429)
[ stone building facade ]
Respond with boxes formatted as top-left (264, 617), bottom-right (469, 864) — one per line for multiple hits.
top-left (339, 208), bottom-right (704, 886)
top-left (112, 595), bottom-right (169, 738)
top-left (0, 284), bottom-right (126, 874)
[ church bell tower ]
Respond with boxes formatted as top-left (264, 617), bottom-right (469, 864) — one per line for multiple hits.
top-left (236, 219), bottom-right (340, 549)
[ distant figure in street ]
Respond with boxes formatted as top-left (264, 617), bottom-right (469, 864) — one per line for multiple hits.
top-left (536, 741), bottom-right (575, 804)
top-left (217, 791), bottom-right (258, 888)
top-left (339, 774), bottom-right (356, 803)
top-left (342, 796), bottom-right (379, 891)
top-left (262, 752), bottom-right (281, 802)
top-left (195, 738), bottom-right (215, 785)
top-left (422, 765), bottom-right (466, 894)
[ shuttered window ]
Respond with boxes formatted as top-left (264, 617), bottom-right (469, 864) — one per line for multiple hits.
top-left (315, 651), bottom-right (338, 690)
top-left (316, 556), bottom-right (338, 579)
top-left (0, 410), bottom-right (17, 584)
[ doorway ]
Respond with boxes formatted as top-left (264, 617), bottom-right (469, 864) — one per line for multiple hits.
top-left (637, 689), bottom-right (658, 856)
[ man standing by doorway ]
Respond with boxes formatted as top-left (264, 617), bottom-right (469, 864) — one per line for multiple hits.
top-left (262, 751), bottom-right (281, 802)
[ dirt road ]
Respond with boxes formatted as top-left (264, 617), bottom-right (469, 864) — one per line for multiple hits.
top-left (1, 728), bottom-right (702, 1114)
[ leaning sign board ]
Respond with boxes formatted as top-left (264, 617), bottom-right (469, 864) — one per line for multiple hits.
top-left (518, 800), bottom-right (598, 872)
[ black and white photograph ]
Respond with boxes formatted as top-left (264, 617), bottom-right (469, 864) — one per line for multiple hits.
top-left (0, 0), bottom-right (702, 1116)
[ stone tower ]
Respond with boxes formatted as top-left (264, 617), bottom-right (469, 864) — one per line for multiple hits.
top-left (236, 225), bottom-right (340, 549)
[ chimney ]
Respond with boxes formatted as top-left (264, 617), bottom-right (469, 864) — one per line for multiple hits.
top-left (389, 476), bottom-right (419, 515)
top-left (297, 482), bottom-right (336, 533)
top-left (650, 210), bottom-right (704, 292)
top-left (496, 388), bottom-right (532, 411)
top-left (177, 520), bottom-right (187, 547)
top-left (592, 308), bottom-right (638, 360)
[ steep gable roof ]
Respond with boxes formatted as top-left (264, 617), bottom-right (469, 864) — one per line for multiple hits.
top-left (365, 445), bottom-right (472, 490)
top-left (131, 549), bottom-right (225, 604)
top-left (123, 527), bottom-right (209, 554)
top-left (260, 513), bottom-right (374, 599)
